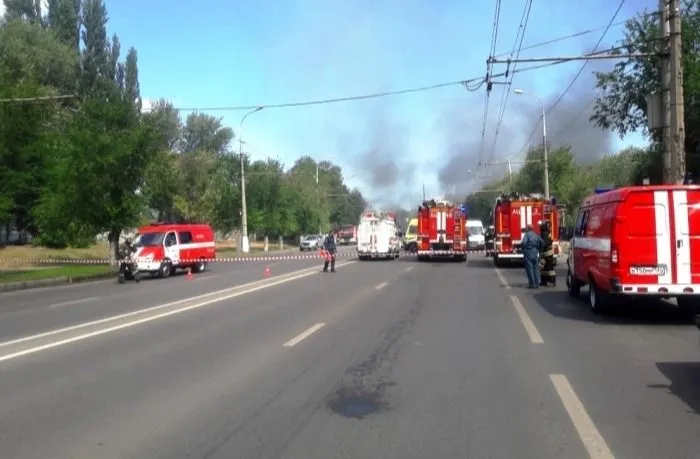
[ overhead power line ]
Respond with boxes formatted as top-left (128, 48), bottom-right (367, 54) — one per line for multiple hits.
top-left (0, 94), bottom-right (78, 103)
top-left (160, 49), bottom-right (597, 115)
top-left (490, 9), bottom-right (659, 59)
top-left (478, 0), bottom-right (504, 170)
top-left (498, 1), bottom-right (629, 163)
top-left (486, 0), bottom-right (534, 167)
top-left (171, 78), bottom-right (484, 112)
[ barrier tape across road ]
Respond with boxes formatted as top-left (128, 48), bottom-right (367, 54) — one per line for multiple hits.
top-left (0, 249), bottom-right (497, 265)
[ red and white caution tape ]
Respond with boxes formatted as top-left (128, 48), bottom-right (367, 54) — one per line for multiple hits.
top-left (0, 249), bottom-right (498, 265)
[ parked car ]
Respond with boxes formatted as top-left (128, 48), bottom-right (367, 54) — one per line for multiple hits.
top-left (299, 234), bottom-right (322, 251)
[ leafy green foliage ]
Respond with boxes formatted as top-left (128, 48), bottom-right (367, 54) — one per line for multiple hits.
top-left (464, 145), bottom-right (651, 226)
top-left (591, 0), bottom-right (700, 179)
top-left (0, 0), bottom-right (367, 247)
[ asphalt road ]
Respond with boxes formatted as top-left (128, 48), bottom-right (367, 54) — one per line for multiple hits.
top-left (0, 251), bottom-right (699, 458)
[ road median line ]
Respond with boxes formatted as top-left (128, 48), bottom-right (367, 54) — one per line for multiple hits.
top-left (0, 262), bottom-right (356, 362)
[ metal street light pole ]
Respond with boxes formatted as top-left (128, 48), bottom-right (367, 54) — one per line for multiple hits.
top-left (513, 89), bottom-right (550, 199)
top-left (239, 106), bottom-right (263, 253)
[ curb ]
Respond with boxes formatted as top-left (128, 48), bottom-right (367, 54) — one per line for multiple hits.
top-left (0, 248), bottom-right (301, 293)
top-left (0, 271), bottom-right (116, 293)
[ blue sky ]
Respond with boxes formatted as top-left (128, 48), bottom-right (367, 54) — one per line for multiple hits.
top-left (100, 0), bottom-right (655, 206)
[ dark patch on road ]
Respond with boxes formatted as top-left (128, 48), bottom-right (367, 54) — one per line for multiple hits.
top-left (327, 384), bottom-right (394, 419)
top-left (326, 285), bottom-right (424, 419)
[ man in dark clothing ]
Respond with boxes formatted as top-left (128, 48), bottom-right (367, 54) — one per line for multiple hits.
top-left (322, 231), bottom-right (337, 273)
top-left (521, 224), bottom-right (544, 288)
top-left (538, 221), bottom-right (556, 286)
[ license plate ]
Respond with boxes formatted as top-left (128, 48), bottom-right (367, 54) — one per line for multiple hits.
top-left (630, 265), bottom-right (667, 276)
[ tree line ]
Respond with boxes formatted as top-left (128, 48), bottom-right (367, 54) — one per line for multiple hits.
top-left (0, 0), bottom-right (367, 250)
top-left (465, 1), bottom-right (700, 224)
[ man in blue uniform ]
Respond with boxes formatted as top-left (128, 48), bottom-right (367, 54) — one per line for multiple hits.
top-left (322, 231), bottom-right (337, 273)
top-left (521, 224), bottom-right (544, 288)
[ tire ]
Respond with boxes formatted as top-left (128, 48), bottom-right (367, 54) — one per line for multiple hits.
top-left (588, 280), bottom-right (608, 314)
top-left (159, 260), bottom-right (173, 278)
top-left (566, 268), bottom-right (581, 297)
top-left (133, 271), bottom-right (141, 283)
top-left (195, 259), bottom-right (206, 273)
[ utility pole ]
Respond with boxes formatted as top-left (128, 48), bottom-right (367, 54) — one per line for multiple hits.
top-left (513, 88), bottom-right (549, 199)
top-left (238, 106), bottom-right (263, 253)
top-left (669, 0), bottom-right (686, 183)
top-left (660, 0), bottom-right (672, 184)
top-left (316, 164), bottom-right (321, 234)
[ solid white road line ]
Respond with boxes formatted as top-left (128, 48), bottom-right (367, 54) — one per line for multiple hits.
top-left (494, 267), bottom-right (511, 289)
top-left (283, 322), bottom-right (325, 347)
top-left (509, 295), bottom-right (544, 344)
top-left (50, 296), bottom-right (100, 308)
top-left (550, 374), bottom-right (615, 459)
top-left (0, 263), bottom-right (338, 350)
top-left (0, 262), bottom-right (356, 363)
top-left (375, 282), bottom-right (388, 290)
top-left (405, 266), bottom-right (414, 272)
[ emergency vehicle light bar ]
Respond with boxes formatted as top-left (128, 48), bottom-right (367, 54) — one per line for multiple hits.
top-left (594, 186), bottom-right (616, 194)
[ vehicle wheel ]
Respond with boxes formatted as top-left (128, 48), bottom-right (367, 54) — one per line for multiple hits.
top-left (195, 259), bottom-right (206, 273)
top-left (133, 271), bottom-right (141, 283)
top-left (159, 260), bottom-right (172, 278)
top-left (588, 281), bottom-right (608, 314)
top-left (566, 268), bottom-right (581, 297)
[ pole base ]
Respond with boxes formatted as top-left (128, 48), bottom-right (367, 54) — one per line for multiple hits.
top-left (241, 235), bottom-right (251, 253)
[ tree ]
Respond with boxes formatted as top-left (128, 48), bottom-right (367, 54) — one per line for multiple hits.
top-left (591, 1), bottom-right (700, 179)
top-left (0, 19), bottom-right (77, 235)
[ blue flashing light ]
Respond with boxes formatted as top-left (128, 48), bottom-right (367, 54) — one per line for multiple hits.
top-left (550, 196), bottom-right (557, 206)
top-left (461, 204), bottom-right (468, 214)
top-left (595, 186), bottom-right (616, 195)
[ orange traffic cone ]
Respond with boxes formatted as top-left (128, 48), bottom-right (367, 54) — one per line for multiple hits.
top-left (186, 267), bottom-right (193, 280)
top-left (264, 265), bottom-right (271, 278)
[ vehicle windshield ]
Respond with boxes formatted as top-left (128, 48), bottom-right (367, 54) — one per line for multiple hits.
top-left (304, 235), bottom-right (318, 241)
top-left (133, 232), bottom-right (165, 247)
top-left (468, 226), bottom-right (484, 236)
top-left (407, 224), bottom-right (417, 235)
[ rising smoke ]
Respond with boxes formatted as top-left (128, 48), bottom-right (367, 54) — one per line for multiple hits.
top-left (436, 55), bottom-right (616, 195)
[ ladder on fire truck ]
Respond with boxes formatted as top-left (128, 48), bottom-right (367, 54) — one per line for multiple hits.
top-left (453, 208), bottom-right (462, 251)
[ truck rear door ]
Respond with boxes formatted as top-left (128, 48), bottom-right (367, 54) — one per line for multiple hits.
top-left (620, 188), bottom-right (700, 286)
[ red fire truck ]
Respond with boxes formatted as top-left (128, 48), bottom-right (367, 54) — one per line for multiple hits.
top-left (416, 199), bottom-right (468, 261)
top-left (491, 193), bottom-right (561, 267)
top-left (335, 224), bottom-right (357, 245)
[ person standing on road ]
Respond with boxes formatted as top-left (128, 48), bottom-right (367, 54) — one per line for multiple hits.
top-left (538, 220), bottom-right (556, 286)
top-left (322, 231), bottom-right (337, 273)
top-left (521, 224), bottom-right (544, 288)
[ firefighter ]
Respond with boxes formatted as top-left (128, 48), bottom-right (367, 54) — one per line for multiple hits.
top-left (538, 220), bottom-right (556, 286)
top-left (322, 231), bottom-right (337, 273)
top-left (521, 224), bottom-right (544, 289)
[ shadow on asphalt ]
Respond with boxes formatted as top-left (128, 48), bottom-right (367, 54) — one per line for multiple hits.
top-left (530, 290), bottom-right (695, 326)
top-left (650, 362), bottom-right (700, 415)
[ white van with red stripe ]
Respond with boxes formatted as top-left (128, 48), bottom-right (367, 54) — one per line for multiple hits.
top-left (566, 185), bottom-right (700, 314)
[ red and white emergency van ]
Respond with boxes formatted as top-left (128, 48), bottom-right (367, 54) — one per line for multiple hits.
top-left (566, 185), bottom-right (700, 314)
top-left (416, 199), bottom-right (467, 261)
top-left (131, 222), bottom-right (216, 278)
top-left (491, 193), bottom-right (560, 266)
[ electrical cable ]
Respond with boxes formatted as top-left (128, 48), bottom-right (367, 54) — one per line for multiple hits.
top-left (491, 9), bottom-right (659, 59)
top-left (478, 0), bottom-right (504, 168)
top-left (486, 0), bottom-right (534, 166)
top-left (504, 0), bottom-right (628, 164)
